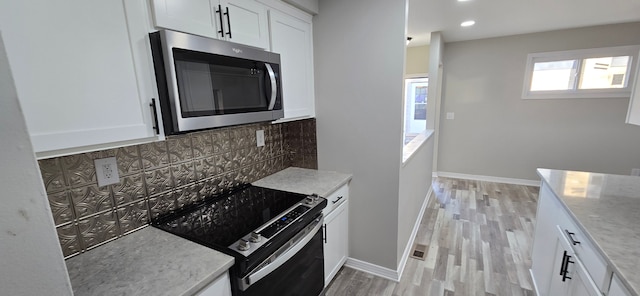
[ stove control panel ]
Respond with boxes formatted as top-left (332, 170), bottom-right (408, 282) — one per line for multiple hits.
top-left (258, 205), bottom-right (307, 239)
top-left (229, 194), bottom-right (326, 256)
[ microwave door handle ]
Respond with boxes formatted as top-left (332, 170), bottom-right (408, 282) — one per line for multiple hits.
top-left (265, 63), bottom-right (277, 110)
top-left (240, 217), bottom-right (322, 290)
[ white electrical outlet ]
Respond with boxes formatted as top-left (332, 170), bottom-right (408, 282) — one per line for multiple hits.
top-left (94, 157), bottom-right (120, 187)
top-left (446, 112), bottom-right (455, 120)
top-left (256, 130), bottom-right (265, 147)
top-left (632, 168), bottom-right (640, 176)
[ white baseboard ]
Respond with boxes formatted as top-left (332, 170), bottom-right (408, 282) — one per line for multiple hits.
top-left (343, 257), bottom-right (399, 282)
top-left (343, 187), bottom-right (433, 282)
top-left (396, 186), bottom-right (432, 281)
top-left (436, 171), bottom-right (540, 187)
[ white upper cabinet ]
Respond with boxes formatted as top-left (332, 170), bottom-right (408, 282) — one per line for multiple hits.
top-left (0, 0), bottom-right (163, 158)
top-left (150, 0), bottom-right (218, 39)
top-left (151, 0), bottom-right (269, 49)
top-left (626, 49), bottom-right (640, 126)
top-left (221, 0), bottom-right (269, 49)
top-left (151, 0), bottom-right (316, 122)
top-left (268, 9), bottom-right (315, 120)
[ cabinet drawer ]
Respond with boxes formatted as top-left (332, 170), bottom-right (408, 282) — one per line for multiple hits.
top-left (556, 208), bottom-right (608, 292)
top-left (322, 184), bottom-right (349, 216)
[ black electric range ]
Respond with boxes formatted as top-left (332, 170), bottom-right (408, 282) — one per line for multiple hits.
top-left (151, 184), bottom-right (327, 296)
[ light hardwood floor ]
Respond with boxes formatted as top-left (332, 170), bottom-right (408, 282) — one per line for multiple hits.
top-left (325, 177), bottom-right (539, 296)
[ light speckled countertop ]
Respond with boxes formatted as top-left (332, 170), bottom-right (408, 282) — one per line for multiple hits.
top-left (252, 167), bottom-right (352, 197)
top-left (65, 226), bottom-right (234, 296)
top-left (538, 168), bottom-right (640, 296)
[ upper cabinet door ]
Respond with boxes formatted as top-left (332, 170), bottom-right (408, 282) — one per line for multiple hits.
top-left (220, 0), bottom-right (269, 49)
top-left (151, 0), bottom-right (222, 39)
top-left (0, 0), bottom-right (162, 158)
top-left (626, 50), bottom-right (640, 126)
top-left (268, 10), bottom-right (315, 120)
top-left (151, 0), bottom-right (269, 49)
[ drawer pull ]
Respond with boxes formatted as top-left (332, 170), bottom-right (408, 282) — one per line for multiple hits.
top-left (561, 251), bottom-right (574, 282)
top-left (559, 250), bottom-right (568, 276)
top-left (565, 230), bottom-right (581, 245)
top-left (332, 196), bottom-right (344, 204)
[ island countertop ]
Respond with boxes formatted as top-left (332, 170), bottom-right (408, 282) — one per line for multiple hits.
top-left (538, 168), bottom-right (640, 296)
top-left (65, 226), bottom-right (234, 296)
top-left (252, 167), bottom-right (352, 197)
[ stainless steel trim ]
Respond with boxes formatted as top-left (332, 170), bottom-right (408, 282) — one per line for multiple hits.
top-left (239, 216), bottom-right (323, 291)
top-left (228, 195), bottom-right (325, 257)
top-left (156, 30), bottom-right (283, 133)
top-left (265, 63), bottom-right (277, 110)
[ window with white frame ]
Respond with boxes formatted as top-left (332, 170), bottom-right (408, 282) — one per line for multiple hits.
top-left (522, 45), bottom-right (640, 99)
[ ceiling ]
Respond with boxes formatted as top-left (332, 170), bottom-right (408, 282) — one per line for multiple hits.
top-left (407, 0), bottom-right (640, 47)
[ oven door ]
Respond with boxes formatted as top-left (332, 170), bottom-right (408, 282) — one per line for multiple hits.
top-left (237, 216), bottom-right (324, 296)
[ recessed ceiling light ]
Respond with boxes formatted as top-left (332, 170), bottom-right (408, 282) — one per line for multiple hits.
top-left (461, 20), bottom-right (476, 27)
top-left (458, 0), bottom-right (472, 2)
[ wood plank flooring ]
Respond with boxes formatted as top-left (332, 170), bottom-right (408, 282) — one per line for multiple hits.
top-left (324, 177), bottom-right (540, 296)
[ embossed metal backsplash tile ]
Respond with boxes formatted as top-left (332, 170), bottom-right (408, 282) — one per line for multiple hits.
top-left (39, 119), bottom-right (317, 258)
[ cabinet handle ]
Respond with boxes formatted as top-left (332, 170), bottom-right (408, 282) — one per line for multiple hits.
top-left (565, 230), bottom-right (581, 245)
top-left (224, 7), bottom-right (232, 38)
top-left (560, 251), bottom-right (574, 282)
top-left (332, 196), bottom-right (344, 204)
top-left (215, 5), bottom-right (225, 37)
top-left (323, 224), bottom-right (327, 243)
top-left (150, 99), bottom-right (160, 135)
top-left (559, 250), bottom-right (568, 276)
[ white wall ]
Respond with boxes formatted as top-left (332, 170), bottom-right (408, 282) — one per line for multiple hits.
top-left (0, 32), bottom-right (73, 295)
top-left (314, 0), bottom-right (406, 269)
top-left (397, 136), bottom-right (434, 265)
top-left (405, 45), bottom-right (430, 75)
top-left (438, 22), bottom-right (640, 180)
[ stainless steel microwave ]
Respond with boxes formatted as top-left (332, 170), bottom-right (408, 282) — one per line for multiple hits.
top-left (149, 30), bottom-right (284, 135)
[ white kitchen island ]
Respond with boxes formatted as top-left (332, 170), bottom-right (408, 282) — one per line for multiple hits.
top-left (531, 168), bottom-right (640, 296)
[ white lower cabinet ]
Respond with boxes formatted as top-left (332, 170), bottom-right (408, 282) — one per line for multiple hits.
top-left (322, 184), bottom-right (349, 287)
top-left (531, 182), bottom-right (633, 296)
top-left (0, 0), bottom-right (163, 158)
top-left (546, 226), bottom-right (600, 296)
top-left (195, 271), bottom-right (232, 296)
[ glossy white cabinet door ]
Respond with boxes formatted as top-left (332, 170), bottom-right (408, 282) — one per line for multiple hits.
top-left (323, 199), bottom-right (348, 287)
top-left (0, 0), bottom-right (161, 157)
top-left (268, 9), bottom-right (315, 120)
top-left (151, 0), bottom-right (269, 49)
top-left (195, 271), bottom-right (232, 296)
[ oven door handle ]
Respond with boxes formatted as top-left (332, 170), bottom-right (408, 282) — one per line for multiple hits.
top-left (240, 216), bottom-right (323, 290)
top-left (265, 63), bottom-right (277, 110)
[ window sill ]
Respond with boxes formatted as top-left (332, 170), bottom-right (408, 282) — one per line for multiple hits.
top-left (402, 129), bottom-right (434, 165)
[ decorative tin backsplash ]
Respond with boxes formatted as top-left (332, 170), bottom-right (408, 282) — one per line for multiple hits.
top-left (39, 119), bottom-right (317, 258)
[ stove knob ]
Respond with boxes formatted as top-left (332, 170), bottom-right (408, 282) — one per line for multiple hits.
top-left (237, 239), bottom-right (250, 251)
top-left (250, 232), bottom-right (262, 243)
top-left (305, 196), bottom-right (315, 204)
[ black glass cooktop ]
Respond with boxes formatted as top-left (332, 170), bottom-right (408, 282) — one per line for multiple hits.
top-left (152, 185), bottom-right (307, 248)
